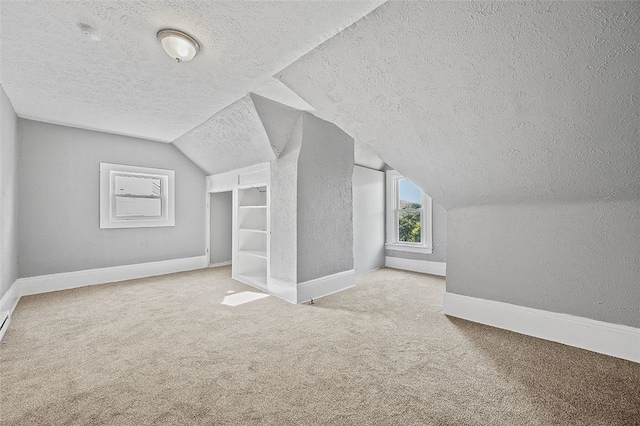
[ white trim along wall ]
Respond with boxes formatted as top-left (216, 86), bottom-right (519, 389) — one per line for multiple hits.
top-left (385, 257), bottom-right (446, 277)
top-left (3, 256), bottom-right (637, 364)
top-left (382, 258), bottom-right (640, 363)
top-left (0, 256), bottom-right (207, 342)
top-left (268, 269), bottom-right (356, 304)
top-left (443, 292), bottom-right (640, 363)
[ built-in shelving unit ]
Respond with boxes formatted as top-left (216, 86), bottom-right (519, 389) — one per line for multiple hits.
top-left (206, 163), bottom-right (270, 294)
top-left (236, 185), bottom-right (268, 291)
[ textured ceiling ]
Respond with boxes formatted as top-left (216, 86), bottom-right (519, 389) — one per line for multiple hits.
top-left (0, 0), bottom-right (383, 142)
top-left (173, 90), bottom-right (385, 176)
top-left (173, 95), bottom-right (274, 175)
top-left (251, 94), bottom-right (302, 158)
top-left (277, 1), bottom-right (640, 208)
top-left (3, 0), bottom-right (636, 203)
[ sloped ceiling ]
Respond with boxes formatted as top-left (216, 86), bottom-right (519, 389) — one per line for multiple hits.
top-left (2, 1), bottom-right (636, 199)
top-left (173, 95), bottom-right (273, 175)
top-left (0, 0), bottom-right (384, 142)
top-left (277, 1), bottom-right (640, 208)
top-left (251, 94), bottom-right (302, 158)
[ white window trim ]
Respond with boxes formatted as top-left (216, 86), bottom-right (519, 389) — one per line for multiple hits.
top-left (385, 170), bottom-right (432, 254)
top-left (100, 163), bottom-right (175, 229)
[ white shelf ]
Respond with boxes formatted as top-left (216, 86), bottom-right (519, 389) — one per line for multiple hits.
top-left (240, 250), bottom-right (267, 259)
top-left (239, 228), bottom-right (267, 233)
top-left (235, 184), bottom-right (268, 293)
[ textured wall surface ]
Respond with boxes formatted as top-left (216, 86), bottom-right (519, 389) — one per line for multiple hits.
top-left (251, 94), bottom-right (302, 158)
top-left (0, 86), bottom-right (19, 299)
top-left (0, 1), bottom-right (383, 142)
top-left (386, 200), bottom-right (447, 263)
top-left (278, 1), bottom-right (640, 209)
top-left (209, 191), bottom-right (232, 265)
top-left (251, 78), bottom-right (315, 113)
top-left (447, 200), bottom-right (640, 328)
top-left (18, 120), bottom-right (205, 277)
top-left (354, 145), bottom-right (387, 171)
top-left (353, 166), bottom-right (385, 274)
top-left (173, 96), bottom-right (274, 175)
top-left (297, 114), bottom-right (354, 283)
top-left (269, 117), bottom-right (303, 283)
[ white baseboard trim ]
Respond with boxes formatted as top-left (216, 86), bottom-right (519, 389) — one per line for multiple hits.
top-left (297, 269), bottom-right (356, 304)
top-left (267, 276), bottom-right (297, 304)
top-left (209, 261), bottom-right (231, 268)
top-left (17, 256), bottom-right (208, 297)
top-left (266, 270), bottom-right (356, 304)
top-left (385, 257), bottom-right (446, 277)
top-left (0, 256), bottom-right (207, 342)
top-left (443, 292), bottom-right (640, 363)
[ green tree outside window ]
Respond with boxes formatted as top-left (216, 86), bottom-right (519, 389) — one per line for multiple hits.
top-left (398, 205), bottom-right (422, 243)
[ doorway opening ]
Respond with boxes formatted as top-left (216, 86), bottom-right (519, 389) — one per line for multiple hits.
top-left (209, 191), bottom-right (232, 267)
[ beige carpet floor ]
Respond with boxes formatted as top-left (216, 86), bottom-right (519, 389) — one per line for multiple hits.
top-left (1, 266), bottom-right (638, 425)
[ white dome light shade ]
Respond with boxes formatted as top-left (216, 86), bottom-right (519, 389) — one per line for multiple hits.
top-left (157, 29), bottom-right (200, 63)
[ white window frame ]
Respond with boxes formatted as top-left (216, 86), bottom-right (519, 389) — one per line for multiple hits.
top-left (100, 163), bottom-right (175, 229)
top-left (385, 170), bottom-right (432, 254)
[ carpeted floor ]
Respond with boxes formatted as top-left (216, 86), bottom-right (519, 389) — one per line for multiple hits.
top-left (1, 266), bottom-right (639, 425)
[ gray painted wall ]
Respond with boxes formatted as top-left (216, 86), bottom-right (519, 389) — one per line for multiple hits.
top-left (297, 113), bottom-right (354, 283)
top-left (269, 113), bottom-right (354, 284)
top-left (209, 191), bottom-right (232, 265)
top-left (0, 86), bottom-right (19, 300)
top-left (386, 199), bottom-right (447, 263)
top-left (18, 120), bottom-right (206, 277)
top-left (269, 116), bottom-right (302, 283)
top-left (446, 200), bottom-right (640, 328)
top-left (353, 166), bottom-right (385, 274)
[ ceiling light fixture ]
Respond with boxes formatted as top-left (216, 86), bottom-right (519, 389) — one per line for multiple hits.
top-left (157, 29), bottom-right (200, 63)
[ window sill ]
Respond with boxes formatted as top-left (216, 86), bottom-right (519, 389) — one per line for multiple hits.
top-left (100, 218), bottom-right (175, 229)
top-left (385, 243), bottom-right (433, 254)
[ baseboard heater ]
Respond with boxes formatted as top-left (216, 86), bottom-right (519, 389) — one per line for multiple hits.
top-left (0, 312), bottom-right (9, 331)
top-left (0, 312), bottom-right (8, 333)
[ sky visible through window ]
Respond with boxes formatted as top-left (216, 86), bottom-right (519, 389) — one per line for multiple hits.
top-left (398, 179), bottom-right (422, 206)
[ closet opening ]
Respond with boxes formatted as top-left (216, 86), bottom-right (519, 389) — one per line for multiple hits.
top-left (209, 191), bottom-right (233, 268)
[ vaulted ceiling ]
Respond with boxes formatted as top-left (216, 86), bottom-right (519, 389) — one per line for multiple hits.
top-left (278, 1), bottom-right (640, 208)
top-left (2, 1), bottom-right (638, 209)
top-left (0, 0), bottom-right (383, 142)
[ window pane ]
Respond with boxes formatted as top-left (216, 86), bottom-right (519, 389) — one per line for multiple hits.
top-left (115, 175), bottom-right (161, 197)
top-left (398, 179), bottom-right (422, 209)
top-left (398, 211), bottom-right (422, 243)
top-left (115, 197), bottom-right (162, 217)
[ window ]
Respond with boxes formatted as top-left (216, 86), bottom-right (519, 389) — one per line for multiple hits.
top-left (100, 163), bottom-right (175, 229)
top-left (385, 170), bottom-right (432, 253)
